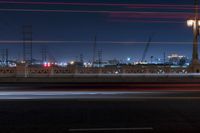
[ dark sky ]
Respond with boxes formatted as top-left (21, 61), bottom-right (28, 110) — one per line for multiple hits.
top-left (0, 0), bottom-right (196, 62)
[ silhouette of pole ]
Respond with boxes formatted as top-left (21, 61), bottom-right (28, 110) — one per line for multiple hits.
top-left (92, 35), bottom-right (97, 67)
top-left (192, 0), bottom-right (199, 64)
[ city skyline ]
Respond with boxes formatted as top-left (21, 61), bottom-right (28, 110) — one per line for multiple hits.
top-left (0, 0), bottom-right (196, 62)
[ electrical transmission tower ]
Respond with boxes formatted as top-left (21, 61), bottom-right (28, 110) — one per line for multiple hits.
top-left (0, 49), bottom-right (8, 66)
top-left (23, 25), bottom-right (33, 64)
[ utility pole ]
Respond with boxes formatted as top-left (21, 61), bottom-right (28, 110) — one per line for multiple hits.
top-left (98, 50), bottom-right (102, 68)
top-left (163, 52), bottom-right (166, 64)
top-left (187, 0), bottom-right (200, 72)
top-left (5, 48), bottom-right (8, 66)
top-left (41, 46), bottom-right (47, 63)
top-left (192, 0), bottom-right (199, 64)
top-left (80, 53), bottom-right (83, 63)
top-left (150, 56), bottom-right (153, 64)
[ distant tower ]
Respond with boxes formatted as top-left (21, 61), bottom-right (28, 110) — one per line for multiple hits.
top-left (41, 46), bottom-right (47, 63)
top-left (98, 50), bottom-right (102, 67)
top-left (80, 54), bottom-right (83, 63)
top-left (23, 25), bottom-right (33, 64)
top-left (150, 56), bottom-right (154, 64)
top-left (188, 0), bottom-right (200, 72)
top-left (163, 52), bottom-right (166, 64)
top-left (5, 49), bottom-right (8, 66)
top-left (92, 35), bottom-right (97, 67)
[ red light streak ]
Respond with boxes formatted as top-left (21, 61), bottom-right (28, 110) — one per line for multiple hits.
top-left (109, 12), bottom-right (193, 19)
top-left (0, 8), bottom-right (194, 21)
top-left (110, 19), bottom-right (184, 24)
top-left (0, 1), bottom-right (197, 11)
top-left (0, 1), bottom-right (195, 9)
top-left (0, 8), bottom-right (194, 17)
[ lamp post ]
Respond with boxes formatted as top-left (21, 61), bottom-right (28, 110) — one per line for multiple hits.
top-left (187, 0), bottom-right (200, 72)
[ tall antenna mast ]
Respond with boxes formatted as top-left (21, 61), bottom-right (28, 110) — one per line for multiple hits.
top-left (92, 35), bottom-right (97, 67)
top-left (41, 45), bottom-right (47, 63)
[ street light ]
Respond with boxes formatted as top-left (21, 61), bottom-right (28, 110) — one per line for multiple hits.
top-left (187, 19), bottom-right (200, 27)
top-left (70, 61), bottom-right (75, 65)
top-left (187, 20), bottom-right (194, 27)
top-left (187, 0), bottom-right (200, 72)
top-left (187, 20), bottom-right (195, 27)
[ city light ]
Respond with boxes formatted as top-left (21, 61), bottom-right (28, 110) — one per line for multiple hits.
top-left (43, 62), bottom-right (51, 68)
top-left (70, 61), bottom-right (75, 65)
top-left (127, 57), bottom-right (131, 61)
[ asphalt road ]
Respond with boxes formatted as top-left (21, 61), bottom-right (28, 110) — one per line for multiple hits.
top-left (0, 83), bottom-right (200, 133)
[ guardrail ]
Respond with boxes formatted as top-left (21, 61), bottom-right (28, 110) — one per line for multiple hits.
top-left (0, 66), bottom-right (191, 78)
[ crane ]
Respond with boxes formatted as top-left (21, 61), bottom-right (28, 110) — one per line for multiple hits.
top-left (141, 35), bottom-right (154, 62)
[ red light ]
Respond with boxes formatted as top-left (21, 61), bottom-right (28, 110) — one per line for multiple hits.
top-left (43, 62), bottom-right (51, 67)
top-left (44, 63), bottom-right (47, 67)
top-left (47, 63), bottom-right (51, 67)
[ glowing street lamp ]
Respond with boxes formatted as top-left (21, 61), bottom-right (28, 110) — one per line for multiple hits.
top-left (187, 0), bottom-right (200, 72)
top-left (187, 20), bottom-right (195, 27)
top-left (187, 19), bottom-right (200, 27)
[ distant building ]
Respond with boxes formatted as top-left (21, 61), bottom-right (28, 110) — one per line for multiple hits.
top-left (68, 61), bottom-right (84, 67)
top-left (107, 59), bottom-right (120, 66)
top-left (168, 54), bottom-right (189, 66)
top-left (93, 60), bottom-right (107, 67)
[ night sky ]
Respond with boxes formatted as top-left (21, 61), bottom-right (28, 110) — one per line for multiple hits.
top-left (0, 0), bottom-right (196, 62)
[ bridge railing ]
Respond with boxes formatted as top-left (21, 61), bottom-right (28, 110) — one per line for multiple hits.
top-left (0, 66), bottom-right (190, 77)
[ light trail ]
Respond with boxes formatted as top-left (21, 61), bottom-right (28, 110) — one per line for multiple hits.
top-left (0, 7), bottom-right (188, 23)
top-left (68, 127), bottom-right (153, 132)
top-left (110, 19), bottom-right (185, 24)
top-left (0, 40), bottom-right (193, 45)
top-left (0, 1), bottom-right (195, 22)
top-left (0, 90), bottom-right (200, 100)
top-left (109, 11), bottom-right (194, 20)
top-left (0, 2), bottom-right (194, 24)
top-left (0, 8), bottom-right (194, 15)
top-left (0, 8), bottom-right (195, 22)
top-left (109, 13), bottom-right (192, 19)
top-left (0, 1), bottom-right (195, 10)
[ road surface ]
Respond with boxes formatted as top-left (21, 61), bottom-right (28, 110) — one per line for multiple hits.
top-left (0, 83), bottom-right (200, 133)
